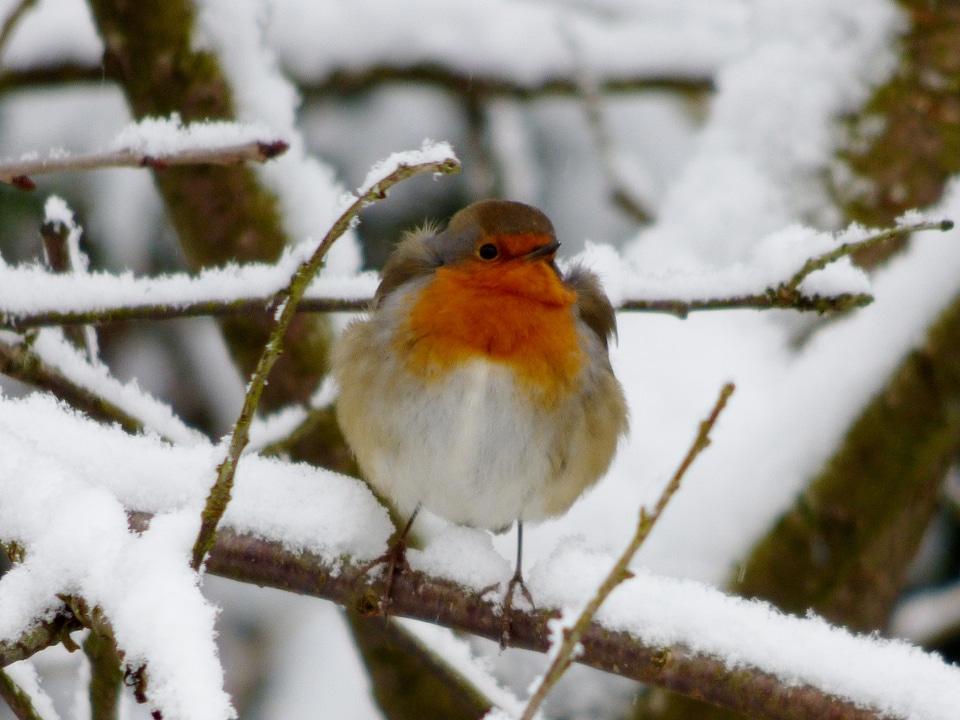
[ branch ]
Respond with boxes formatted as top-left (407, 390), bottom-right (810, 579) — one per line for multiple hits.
top-left (189, 149), bottom-right (461, 570)
top-left (4, 219), bottom-right (950, 330)
top-left (0, 612), bottom-right (83, 668)
top-left (165, 520), bottom-right (891, 720)
top-left (0, 140), bottom-right (289, 190)
top-left (783, 219), bottom-right (954, 291)
top-left (0, 63), bottom-right (104, 94)
top-left (0, 338), bottom-right (145, 434)
top-left (519, 383), bottom-right (734, 720)
top-left (302, 64), bottom-right (713, 101)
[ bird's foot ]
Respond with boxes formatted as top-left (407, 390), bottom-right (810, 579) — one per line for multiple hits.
top-left (481, 570), bottom-right (535, 648)
top-left (356, 536), bottom-right (411, 616)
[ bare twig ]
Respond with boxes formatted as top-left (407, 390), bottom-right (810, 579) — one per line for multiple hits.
top-left (0, 140), bottom-right (289, 190)
top-left (189, 152), bottom-right (461, 571)
top-left (84, 630), bottom-right (123, 720)
top-left (563, 23), bottom-right (653, 225)
top-left (39, 209), bottom-right (99, 361)
top-left (0, 63), bottom-right (104, 94)
top-left (518, 383), bottom-right (734, 720)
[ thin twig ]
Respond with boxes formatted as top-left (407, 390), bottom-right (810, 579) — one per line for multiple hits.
top-left (783, 218), bottom-right (954, 291)
top-left (517, 383), bottom-right (734, 720)
top-left (0, 140), bottom-right (289, 190)
top-left (188, 152), bottom-right (461, 571)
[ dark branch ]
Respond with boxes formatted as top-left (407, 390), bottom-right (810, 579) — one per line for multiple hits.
top-left (299, 64), bottom-right (714, 101)
top-left (0, 290), bottom-right (871, 330)
top-left (179, 519), bottom-right (890, 720)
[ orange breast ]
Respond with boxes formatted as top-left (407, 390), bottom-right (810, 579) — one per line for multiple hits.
top-left (396, 260), bottom-right (584, 399)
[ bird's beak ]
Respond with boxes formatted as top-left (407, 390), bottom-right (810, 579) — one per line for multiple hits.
top-left (524, 239), bottom-right (560, 261)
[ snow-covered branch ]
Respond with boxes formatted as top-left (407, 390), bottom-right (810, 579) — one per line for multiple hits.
top-left (0, 115), bottom-right (289, 190)
top-left (0, 218), bottom-right (949, 330)
top-left (179, 521), bottom-right (950, 720)
top-left (0, 338), bottom-right (146, 435)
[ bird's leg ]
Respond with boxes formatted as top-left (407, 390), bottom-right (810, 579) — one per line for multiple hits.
top-left (481, 521), bottom-right (535, 647)
top-left (357, 506), bottom-right (420, 615)
top-left (503, 520), bottom-right (535, 646)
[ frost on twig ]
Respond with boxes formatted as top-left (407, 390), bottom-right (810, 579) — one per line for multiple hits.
top-left (0, 115), bottom-right (289, 189)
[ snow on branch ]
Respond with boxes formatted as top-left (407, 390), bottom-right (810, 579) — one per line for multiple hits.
top-left (0, 391), bottom-right (392, 720)
top-left (0, 217), bottom-right (951, 330)
top-left (0, 114), bottom-right (288, 189)
top-left (186, 517), bottom-right (960, 720)
top-left (1, 377), bottom-right (959, 719)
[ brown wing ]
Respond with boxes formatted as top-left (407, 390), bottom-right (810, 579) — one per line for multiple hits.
top-left (565, 265), bottom-right (617, 350)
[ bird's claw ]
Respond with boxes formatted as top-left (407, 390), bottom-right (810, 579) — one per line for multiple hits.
top-left (481, 572), bottom-right (535, 648)
top-left (356, 537), bottom-right (410, 616)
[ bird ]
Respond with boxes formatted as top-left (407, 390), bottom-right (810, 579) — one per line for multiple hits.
top-left (333, 199), bottom-right (628, 642)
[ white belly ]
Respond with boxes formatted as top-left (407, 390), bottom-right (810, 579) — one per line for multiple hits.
top-left (366, 360), bottom-right (557, 530)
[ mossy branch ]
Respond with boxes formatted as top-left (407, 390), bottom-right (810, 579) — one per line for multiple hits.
top-left (518, 383), bottom-right (734, 720)
top-left (189, 153), bottom-right (461, 571)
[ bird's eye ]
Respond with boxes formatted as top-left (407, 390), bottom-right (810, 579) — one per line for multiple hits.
top-left (478, 243), bottom-right (499, 260)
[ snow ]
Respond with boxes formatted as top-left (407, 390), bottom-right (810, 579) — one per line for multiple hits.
top-left (0, 391), bottom-right (393, 718)
top-left (109, 114), bottom-right (277, 156)
top-left (408, 527), bottom-right (510, 593)
top-left (526, 539), bottom-right (960, 720)
top-left (265, 0), bottom-right (745, 87)
top-left (0, 249), bottom-right (378, 319)
top-left (5, 660), bottom-right (60, 720)
top-left (23, 329), bottom-right (204, 446)
top-left (356, 139), bottom-right (459, 196)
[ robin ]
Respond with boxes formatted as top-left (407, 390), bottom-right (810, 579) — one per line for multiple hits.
top-left (333, 199), bottom-right (628, 640)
